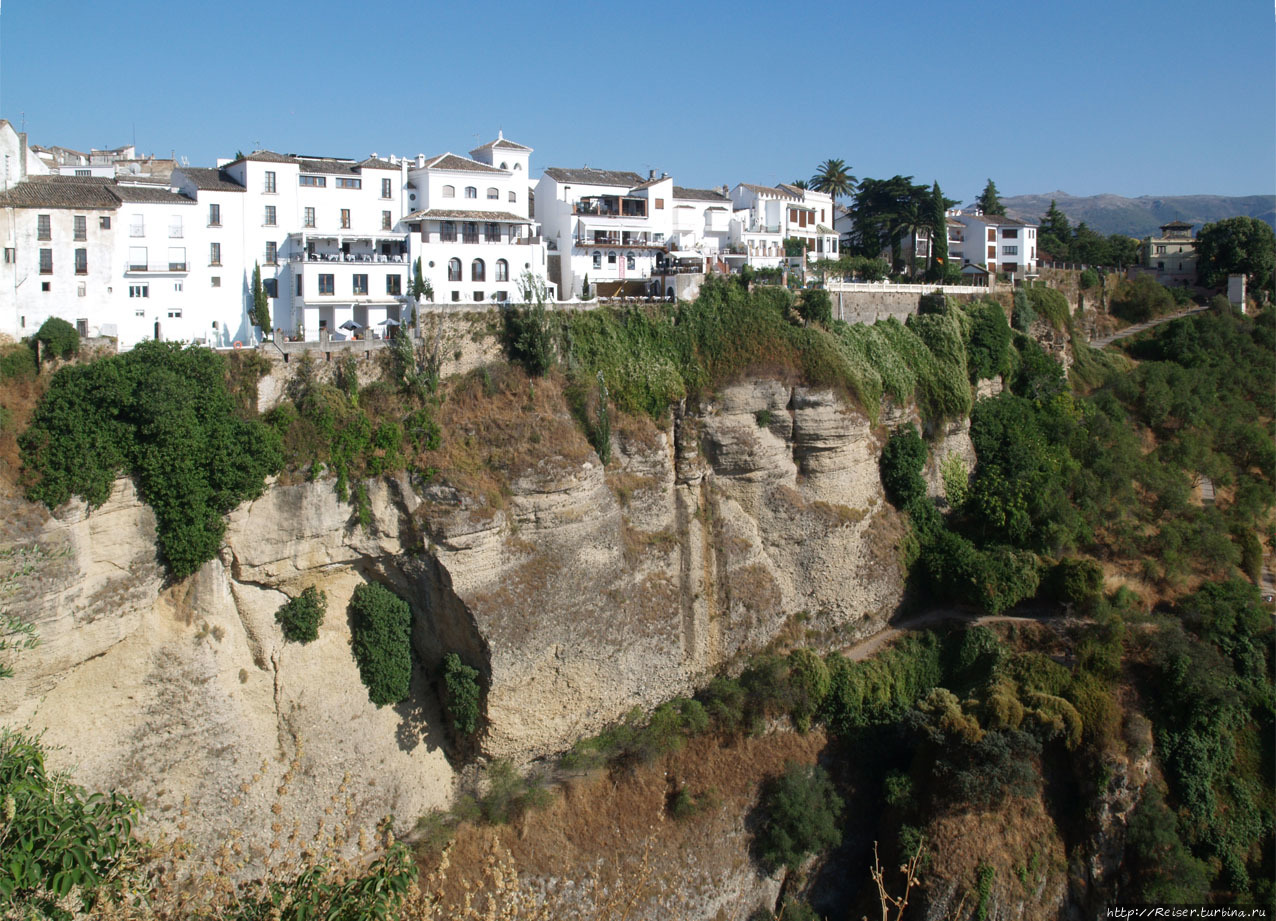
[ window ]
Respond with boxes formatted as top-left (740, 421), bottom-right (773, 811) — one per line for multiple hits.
top-left (495, 291), bottom-right (508, 302)
top-left (74, 215), bottom-right (87, 240)
top-left (500, 162), bottom-right (507, 170)
top-left (626, 253), bottom-right (635, 270)
top-left (2, 248), bottom-right (12, 263)
top-left (303, 207), bottom-right (315, 228)
top-left (129, 246), bottom-right (147, 269)
top-left (471, 259), bottom-right (485, 282)
top-left (464, 186), bottom-right (477, 199)
top-left (337, 177), bottom-right (361, 189)
top-left (168, 247), bottom-right (186, 271)
top-left (131, 215), bottom-right (145, 237)
top-left (100, 216), bottom-right (111, 229)
top-left (77, 284), bottom-right (86, 297)
top-left (655, 198), bottom-right (664, 210)
top-left (41, 282), bottom-right (50, 292)
top-left (264, 171), bottom-right (276, 193)
top-left (265, 241), bottom-right (277, 264)
top-left (319, 274), bottom-right (334, 295)
top-left (169, 215), bottom-right (183, 238)
top-left (381, 178), bottom-right (392, 198)
top-left (129, 284), bottom-right (149, 298)
top-left (295, 275), bottom-right (303, 296)
top-left (75, 249), bottom-right (87, 274)
top-left (353, 274), bottom-right (369, 295)
top-left (382, 211), bottom-right (392, 230)
top-left (167, 308), bottom-right (183, 319)
top-left (37, 214), bottom-right (51, 240)
top-left (173, 282), bottom-right (183, 292)
top-left (263, 279), bottom-right (277, 298)
top-left (299, 175), bottom-right (326, 187)
top-left (1154, 244), bottom-right (1166, 255)
top-left (495, 259), bottom-right (508, 282)
top-left (39, 249), bottom-right (52, 274)
top-left (485, 222), bottom-right (501, 242)
top-left (340, 209), bottom-right (351, 228)
top-left (474, 291), bottom-right (485, 301)
top-left (987, 229), bottom-right (996, 242)
top-left (386, 274), bottom-right (402, 295)
top-left (208, 203), bottom-right (221, 226)
top-left (441, 221), bottom-right (456, 242)
top-left (508, 191), bottom-right (516, 203)
top-left (607, 251), bottom-right (617, 265)
top-left (451, 291), bottom-right (460, 302)
top-left (211, 276), bottom-right (221, 287)
top-left (264, 205), bottom-right (276, 226)
top-left (513, 163), bottom-right (521, 171)
top-left (486, 187), bottom-right (499, 200)
top-left (1002, 245), bottom-right (1018, 256)
top-left (1001, 228), bottom-right (1018, 238)
top-left (447, 258), bottom-right (462, 281)
top-left (210, 242), bottom-right (221, 265)
top-left (442, 184), bottom-right (455, 198)
top-left (462, 222), bottom-right (478, 243)
top-left (76, 318), bottom-right (88, 336)
top-left (135, 308), bottom-right (144, 316)
top-left (592, 251), bottom-right (601, 269)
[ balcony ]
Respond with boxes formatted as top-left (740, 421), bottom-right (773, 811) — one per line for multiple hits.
top-left (289, 252), bottom-right (408, 264)
top-left (573, 196), bottom-right (647, 219)
top-left (124, 261), bottom-right (188, 274)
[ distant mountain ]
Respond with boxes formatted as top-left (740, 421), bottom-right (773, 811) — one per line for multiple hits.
top-left (994, 192), bottom-right (1276, 238)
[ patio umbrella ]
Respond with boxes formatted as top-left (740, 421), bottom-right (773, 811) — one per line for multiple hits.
top-left (379, 318), bottom-right (400, 327)
top-left (339, 320), bottom-right (362, 331)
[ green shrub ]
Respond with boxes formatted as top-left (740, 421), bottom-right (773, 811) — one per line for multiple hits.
top-left (880, 425), bottom-right (927, 508)
top-left (275, 586), bottom-right (326, 644)
top-left (442, 652), bottom-right (482, 736)
top-left (1012, 289), bottom-right (1038, 331)
top-left (0, 343), bottom-right (36, 381)
top-left (1079, 268), bottom-right (1100, 290)
top-left (883, 769), bottom-right (913, 807)
top-left (786, 648), bottom-right (831, 732)
top-left (755, 761), bottom-right (843, 871)
top-left (965, 301), bottom-right (1012, 382)
top-left (20, 341), bottom-right (282, 578)
top-left (34, 317), bottom-right (79, 360)
top-left (349, 583), bottom-right (413, 707)
top-left (798, 288), bottom-right (832, 326)
top-left (1026, 287), bottom-right (1071, 330)
top-left (1050, 558), bottom-right (1104, 611)
top-left (1111, 276), bottom-right (1174, 324)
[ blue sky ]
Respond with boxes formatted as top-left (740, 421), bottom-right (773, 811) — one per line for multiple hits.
top-left (2, 0), bottom-right (1272, 202)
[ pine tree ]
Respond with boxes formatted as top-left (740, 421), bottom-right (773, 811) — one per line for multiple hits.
top-left (1039, 200), bottom-right (1072, 261)
top-left (976, 179), bottom-right (1005, 216)
top-left (250, 262), bottom-right (270, 331)
top-left (411, 257), bottom-right (431, 301)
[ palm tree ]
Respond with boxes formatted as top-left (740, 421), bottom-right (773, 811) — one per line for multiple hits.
top-left (809, 159), bottom-right (857, 224)
top-left (790, 179), bottom-right (809, 190)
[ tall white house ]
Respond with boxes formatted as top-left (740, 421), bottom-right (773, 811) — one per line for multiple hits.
top-left (952, 211), bottom-right (1038, 276)
top-left (401, 134), bottom-right (551, 305)
top-left (728, 183), bottom-right (839, 270)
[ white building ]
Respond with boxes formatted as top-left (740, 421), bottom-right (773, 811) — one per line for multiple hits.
top-left (952, 210), bottom-right (1038, 276)
top-left (728, 183), bottom-right (838, 270)
top-left (401, 134), bottom-right (551, 305)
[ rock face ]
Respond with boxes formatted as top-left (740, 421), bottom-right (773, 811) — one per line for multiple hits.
top-left (0, 378), bottom-right (910, 855)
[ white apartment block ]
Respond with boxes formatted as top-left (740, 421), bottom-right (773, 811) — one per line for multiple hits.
top-left (952, 210), bottom-right (1038, 276)
top-left (401, 134), bottom-right (551, 305)
top-left (728, 183), bottom-right (839, 270)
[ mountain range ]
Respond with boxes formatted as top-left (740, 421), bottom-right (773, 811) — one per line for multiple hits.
top-left (994, 191), bottom-right (1275, 238)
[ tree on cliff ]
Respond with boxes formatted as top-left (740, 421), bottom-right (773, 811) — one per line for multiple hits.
top-left (976, 179), bottom-right (1005, 216)
top-left (1194, 216), bottom-right (1276, 296)
top-left (1039, 200), bottom-right (1072, 260)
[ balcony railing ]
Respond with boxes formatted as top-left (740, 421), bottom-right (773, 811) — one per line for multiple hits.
top-left (462, 232), bottom-right (479, 244)
top-left (289, 252), bottom-right (408, 263)
top-left (124, 261), bottom-right (188, 273)
top-left (573, 203), bottom-right (648, 219)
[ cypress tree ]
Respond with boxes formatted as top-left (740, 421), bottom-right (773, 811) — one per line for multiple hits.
top-left (930, 182), bottom-right (949, 277)
top-left (250, 262), bottom-right (270, 331)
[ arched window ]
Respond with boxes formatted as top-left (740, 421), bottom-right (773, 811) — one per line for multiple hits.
top-left (626, 253), bottom-right (635, 270)
top-left (442, 184), bottom-right (455, 198)
top-left (495, 259), bottom-right (509, 282)
top-left (499, 162), bottom-right (508, 170)
top-left (592, 251), bottom-right (601, 269)
top-left (464, 186), bottom-right (477, 199)
top-left (447, 258), bottom-right (461, 281)
top-left (508, 191), bottom-right (516, 203)
top-left (471, 259), bottom-right (485, 282)
top-left (607, 251), bottom-right (617, 266)
top-left (513, 163), bottom-right (522, 171)
top-left (486, 187), bottom-right (499, 200)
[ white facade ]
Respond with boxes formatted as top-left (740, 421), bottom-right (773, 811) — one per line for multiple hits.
top-left (729, 183), bottom-right (838, 270)
top-left (952, 210), bottom-right (1038, 275)
top-left (402, 135), bottom-right (550, 305)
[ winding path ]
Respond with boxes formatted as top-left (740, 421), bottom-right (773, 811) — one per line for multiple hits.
top-left (1088, 305), bottom-right (1210, 348)
top-left (841, 606), bottom-right (1080, 662)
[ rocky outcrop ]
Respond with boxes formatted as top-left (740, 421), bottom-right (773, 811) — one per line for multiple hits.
top-left (0, 377), bottom-right (910, 854)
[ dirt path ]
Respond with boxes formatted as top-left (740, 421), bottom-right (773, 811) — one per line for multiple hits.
top-left (841, 607), bottom-right (1078, 662)
top-left (1088, 305), bottom-right (1210, 348)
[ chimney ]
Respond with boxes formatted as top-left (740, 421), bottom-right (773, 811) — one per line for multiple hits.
top-left (370, 152), bottom-right (378, 160)
top-left (660, 172), bottom-right (667, 180)
top-left (648, 169), bottom-right (655, 180)
top-left (416, 154), bottom-right (425, 168)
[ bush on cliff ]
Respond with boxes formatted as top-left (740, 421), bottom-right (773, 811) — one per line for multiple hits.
top-left (442, 652), bottom-right (482, 736)
top-left (349, 583), bottom-right (413, 707)
top-left (275, 586), bottom-right (327, 644)
top-left (19, 341), bottom-right (282, 579)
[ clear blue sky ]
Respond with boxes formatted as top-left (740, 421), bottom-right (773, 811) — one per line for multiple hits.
top-left (2, 0), bottom-right (1272, 202)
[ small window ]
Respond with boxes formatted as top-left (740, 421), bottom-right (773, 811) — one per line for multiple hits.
top-left (37, 214), bottom-right (51, 240)
top-left (626, 253), bottom-right (635, 270)
top-left (209, 203), bottom-right (221, 226)
top-left (173, 282), bottom-right (183, 292)
top-left (464, 186), bottom-right (477, 199)
top-left (211, 276), bottom-right (221, 287)
top-left (495, 259), bottom-right (509, 282)
top-left (592, 251), bottom-right (601, 269)
top-left (210, 242), bottom-right (221, 265)
top-left (100, 216), bottom-right (111, 229)
top-left (442, 184), bottom-right (455, 198)
top-left (77, 284), bottom-right (86, 297)
top-left (500, 162), bottom-right (507, 170)
top-left (382, 211), bottom-right (392, 230)
top-left (353, 274), bottom-right (369, 295)
top-left (513, 163), bottom-right (522, 171)
top-left (296, 275), bottom-right (303, 296)
top-left (130, 216), bottom-right (145, 237)
top-left (474, 291), bottom-right (485, 301)
top-left (299, 175), bottom-right (326, 187)
top-left (41, 281), bottom-right (50, 292)
top-left (381, 178), bottom-right (392, 198)
top-left (451, 290), bottom-right (460, 302)
top-left (448, 258), bottom-right (462, 281)
top-left (340, 209), bottom-right (351, 228)
top-left (74, 215), bottom-right (87, 241)
top-left (264, 205), bottom-right (276, 226)
top-left (39, 249), bottom-right (52, 274)
top-left (337, 177), bottom-right (361, 189)
top-left (486, 187), bottom-right (499, 199)
top-left (3, 247), bottom-right (14, 263)
top-left (265, 241), bottom-right (277, 264)
top-left (607, 251), bottom-right (617, 265)
top-left (386, 274), bottom-right (402, 296)
top-left (319, 274), bottom-right (335, 295)
top-left (167, 308), bottom-right (183, 319)
top-left (135, 308), bottom-right (145, 316)
top-left (263, 279), bottom-right (277, 298)
top-left (75, 248), bottom-right (87, 275)
top-left (304, 207), bottom-right (316, 228)
top-left (471, 259), bottom-right (485, 282)
top-left (264, 171), bottom-right (277, 193)
top-left (1002, 246), bottom-right (1018, 256)
top-left (654, 199), bottom-right (664, 210)
top-left (76, 318), bottom-right (88, 336)
top-left (508, 191), bottom-right (516, 203)
top-left (129, 284), bottom-right (149, 298)
top-left (1001, 228), bottom-right (1018, 239)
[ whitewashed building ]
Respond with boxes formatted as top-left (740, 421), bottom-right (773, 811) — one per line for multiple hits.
top-left (952, 210), bottom-right (1038, 276)
top-left (401, 134), bottom-right (551, 305)
top-left (728, 183), bottom-right (838, 270)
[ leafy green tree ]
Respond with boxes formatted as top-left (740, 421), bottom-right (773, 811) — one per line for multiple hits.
top-left (1038, 200), bottom-right (1072, 261)
top-left (965, 301), bottom-right (1012, 382)
top-left (33, 317), bottom-right (79, 361)
top-left (809, 158), bottom-right (857, 210)
top-left (1195, 216), bottom-right (1276, 296)
top-left (1107, 233), bottom-right (1141, 269)
top-left (442, 652), bottom-right (482, 736)
top-left (1070, 222), bottom-right (1111, 265)
top-left (880, 425), bottom-right (928, 508)
top-left (275, 586), bottom-right (327, 644)
top-left (976, 179), bottom-right (1005, 216)
top-left (349, 583), bottom-right (413, 707)
top-left (797, 288), bottom-right (832, 326)
top-left (755, 762), bottom-right (843, 871)
top-left (1079, 268), bottom-right (1100, 290)
top-left (789, 178), bottom-right (808, 190)
top-left (250, 262), bottom-right (270, 331)
top-left (1110, 275), bottom-right (1175, 323)
top-left (847, 176), bottom-right (931, 264)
